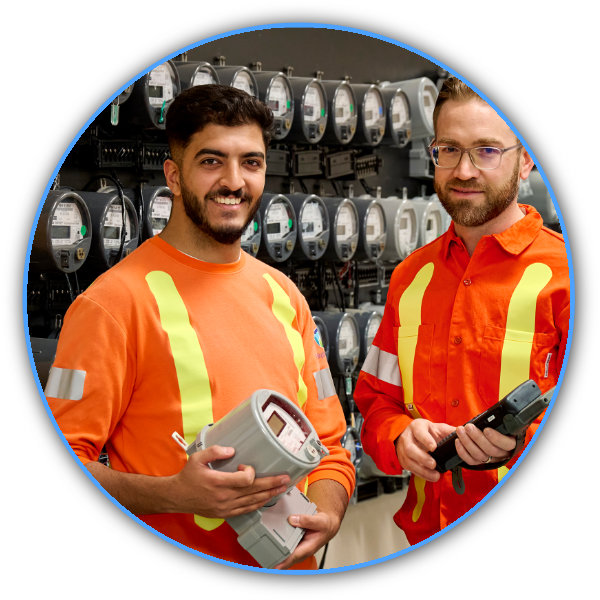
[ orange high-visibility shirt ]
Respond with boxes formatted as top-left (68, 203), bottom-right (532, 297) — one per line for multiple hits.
top-left (46, 236), bottom-right (355, 569)
top-left (354, 205), bottom-right (570, 544)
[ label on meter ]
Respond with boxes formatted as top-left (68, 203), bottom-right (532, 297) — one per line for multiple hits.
top-left (263, 401), bottom-right (307, 453)
top-left (104, 204), bottom-right (131, 248)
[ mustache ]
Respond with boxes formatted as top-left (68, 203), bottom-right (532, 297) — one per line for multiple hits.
top-left (205, 187), bottom-right (254, 202)
top-left (445, 178), bottom-right (486, 191)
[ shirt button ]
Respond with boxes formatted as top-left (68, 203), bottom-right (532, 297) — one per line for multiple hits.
top-left (453, 336), bottom-right (462, 345)
top-left (463, 279), bottom-right (472, 286)
top-left (451, 399), bottom-right (459, 407)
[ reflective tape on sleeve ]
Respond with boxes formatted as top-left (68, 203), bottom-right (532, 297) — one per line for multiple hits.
top-left (361, 345), bottom-right (402, 388)
top-left (313, 367), bottom-right (336, 400)
top-left (45, 367), bottom-right (86, 401)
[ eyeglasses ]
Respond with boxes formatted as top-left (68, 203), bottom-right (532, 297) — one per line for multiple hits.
top-left (429, 143), bottom-right (522, 170)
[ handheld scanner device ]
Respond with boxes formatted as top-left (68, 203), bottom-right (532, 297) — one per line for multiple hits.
top-left (430, 379), bottom-right (554, 474)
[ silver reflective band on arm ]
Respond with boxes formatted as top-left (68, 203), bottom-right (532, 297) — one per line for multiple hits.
top-left (361, 345), bottom-right (402, 387)
top-left (313, 367), bottom-right (336, 400)
top-left (44, 367), bottom-right (86, 401)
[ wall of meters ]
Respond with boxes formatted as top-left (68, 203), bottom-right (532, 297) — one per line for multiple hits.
top-left (287, 77), bottom-right (328, 144)
top-left (312, 311), bottom-right (360, 375)
top-left (78, 191), bottom-right (139, 271)
top-left (323, 198), bottom-right (359, 262)
top-left (258, 193), bottom-right (297, 262)
top-left (141, 186), bottom-right (172, 239)
top-left (413, 194), bottom-right (446, 248)
top-left (241, 214), bottom-right (262, 257)
top-left (122, 60), bottom-right (181, 130)
top-left (253, 71), bottom-right (294, 141)
top-left (287, 193), bottom-right (330, 261)
top-left (352, 197), bottom-right (387, 262)
top-left (379, 84), bottom-right (411, 148)
top-left (311, 313), bottom-right (330, 361)
top-left (213, 65), bottom-right (258, 97)
top-left (321, 80), bottom-right (357, 145)
top-left (31, 190), bottom-right (92, 273)
top-left (351, 84), bottom-right (386, 146)
top-left (518, 169), bottom-right (558, 226)
top-left (378, 196), bottom-right (419, 262)
top-left (173, 60), bottom-right (219, 89)
top-left (348, 309), bottom-right (383, 363)
top-left (392, 77), bottom-right (438, 140)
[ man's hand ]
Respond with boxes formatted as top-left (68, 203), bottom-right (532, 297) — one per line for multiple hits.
top-left (455, 424), bottom-right (516, 466)
top-left (395, 419), bottom-right (455, 481)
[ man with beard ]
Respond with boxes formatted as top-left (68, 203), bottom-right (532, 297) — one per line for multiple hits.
top-left (353, 77), bottom-right (569, 544)
top-left (46, 85), bottom-right (354, 569)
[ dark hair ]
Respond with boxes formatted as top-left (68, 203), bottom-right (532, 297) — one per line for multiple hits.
top-left (165, 84), bottom-right (274, 160)
top-left (432, 77), bottom-right (481, 133)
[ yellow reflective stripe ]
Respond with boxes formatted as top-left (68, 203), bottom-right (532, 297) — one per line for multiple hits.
top-left (412, 476), bottom-right (427, 522)
top-left (498, 466), bottom-right (509, 482)
top-left (498, 263), bottom-right (553, 398)
top-left (397, 263), bottom-right (435, 419)
top-left (263, 273), bottom-right (308, 408)
top-left (145, 271), bottom-right (223, 532)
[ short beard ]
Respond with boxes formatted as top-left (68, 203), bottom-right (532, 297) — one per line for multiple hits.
top-left (181, 182), bottom-right (260, 245)
top-left (434, 160), bottom-right (521, 227)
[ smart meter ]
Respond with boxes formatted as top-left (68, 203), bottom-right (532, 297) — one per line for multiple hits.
top-left (121, 60), bottom-right (181, 130)
top-left (324, 198), bottom-right (359, 262)
top-left (30, 190), bottom-right (92, 273)
top-left (258, 193), bottom-right (297, 262)
top-left (380, 84), bottom-right (411, 147)
top-left (321, 80), bottom-right (357, 145)
top-left (379, 196), bottom-right (419, 262)
top-left (313, 311), bottom-right (360, 375)
top-left (141, 186), bottom-right (172, 239)
top-left (351, 84), bottom-right (386, 146)
top-left (392, 77), bottom-right (438, 140)
top-left (241, 214), bottom-right (262, 257)
top-left (78, 191), bottom-right (139, 272)
top-left (352, 197), bottom-right (387, 262)
top-left (178, 389), bottom-right (328, 569)
top-left (287, 193), bottom-right (330, 261)
top-left (349, 309), bottom-right (383, 363)
top-left (413, 195), bottom-right (445, 248)
top-left (253, 71), bottom-right (294, 141)
top-left (213, 65), bottom-right (258, 97)
top-left (287, 77), bottom-right (328, 144)
top-left (173, 60), bottom-right (219, 89)
top-left (312, 313), bottom-right (330, 361)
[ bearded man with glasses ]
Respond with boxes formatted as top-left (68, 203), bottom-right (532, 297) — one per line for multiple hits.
top-left (354, 77), bottom-right (570, 545)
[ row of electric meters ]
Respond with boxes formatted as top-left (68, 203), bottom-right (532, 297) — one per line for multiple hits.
top-left (30, 187), bottom-right (451, 275)
top-left (109, 58), bottom-right (440, 148)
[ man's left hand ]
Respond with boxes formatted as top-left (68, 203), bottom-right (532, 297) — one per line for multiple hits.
top-left (455, 424), bottom-right (516, 466)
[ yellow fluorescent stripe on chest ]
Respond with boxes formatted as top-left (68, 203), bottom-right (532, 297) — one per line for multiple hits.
top-left (263, 273), bottom-right (308, 408)
top-left (397, 263), bottom-right (435, 419)
top-left (499, 263), bottom-right (553, 398)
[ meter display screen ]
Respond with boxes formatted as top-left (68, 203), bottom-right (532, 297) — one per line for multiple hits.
top-left (363, 89), bottom-right (384, 127)
top-left (300, 200), bottom-right (325, 241)
top-left (365, 204), bottom-right (385, 242)
top-left (104, 204), bottom-right (132, 249)
top-left (267, 76), bottom-right (291, 116)
top-left (303, 83), bottom-right (324, 122)
top-left (266, 201), bottom-right (293, 241)
top-left (51, 200), bottom-right (85, 247)
top-left (232, 70), bottom-right (256, 96)
top-left (339, 318), bottom-right (359, 360)
top-left (334, 86), bottom-right (354, 124)
top-left (147, 64), bottom-right (175, 107)
top-left (336, 204), bottom-right (358, 241)
top-left (262, 401), bottom-right (308, 453)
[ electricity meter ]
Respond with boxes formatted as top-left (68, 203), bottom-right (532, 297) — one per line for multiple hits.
top-left (379, 196), bottom-right (419, 262)
top-left (141, 186), bottom-right (172, 239)
top-left (258, 193), bottom-right (297, 262)
top-left (321, 80), bottom-right (357, 145)
top-left (178, 389), bottom-right (328, 569)
top-left (213, 65), bottom-right (258, 97)
top-left (78, 191), bottom-right (139, 272)
top-left (311, 313), bottom-right (330, 361)
top-left (30, 190), bottom-right (92, 273)
top-left (392, 77), bottom-right (438, 140)
top-left (287, 193), bottom-right (330, 261)
top-left (341, 425), bottom-right (363, 471)
top-left (287, 77), bottom-right (328, 144)
top-left (312, 311), bottom-right (360, 375)
top-left (352, 197), bottom-right (387, 262)
top-left (173, 60), bottom-right (219, 89)
top-left (413, 195), bottom-right (445, 248)
top-left (241, 214), bottom-right (262, 257)
top-left (349, 309), bottom-right (383, 363)
top-left (351, 83), bottom-right (386, 146)
top-left (253, 71), bottom-right (294, 141)
top-left (121, 60), bottom-right (181, 130)
top-left (379, 84), bottom-right (411, 147)
top-left (324, 198), bottom-right (359, 262)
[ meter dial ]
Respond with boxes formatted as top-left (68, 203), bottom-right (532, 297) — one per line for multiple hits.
top-left (324, 198), bottom-right (359, 262)
top-left (392, 77), bottom-right (438, 139)
top-left (379, 196), bottom-right (419, 262)
top-left (213, 66), bottom-right (258, 97)
top-left (352, 84), bottom-right (386, 146)
top-left (258, 193), bottom-right (297, 263)
top-left (287, 193), bottom-right (330, 261)
top-left (321, 80), bottom-right (357, 145)
top-left (141, 186), bottom-right (172, 239)
top-left (287, 78), bottom-right (328, 144)
top-left (241, 215), bottom-right (261, 257)
top-left (174, 61), bottom-right (219, 89)
top-left (353, 198), bottom-right (387, 262)
top-left (254, 71), bottom-right (294, 140)
top-left (313, 311), bottom-right (360, 375)
top-left (31, 190), bottom-right (92, 273)
top-left (380, 85), bottom-right (411, 147)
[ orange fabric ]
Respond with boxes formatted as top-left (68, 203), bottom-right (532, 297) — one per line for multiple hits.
top-left (47, 236), bottom-right (354, 568)
top-left (354, 205), bottom-right (570, 544)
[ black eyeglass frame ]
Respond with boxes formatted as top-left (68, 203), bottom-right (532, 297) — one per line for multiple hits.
top-left (428, 142), bottom-right (522, 170)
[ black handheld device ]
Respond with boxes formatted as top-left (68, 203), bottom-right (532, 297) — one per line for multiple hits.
top-left (430, 379), bottom-right (553, 474)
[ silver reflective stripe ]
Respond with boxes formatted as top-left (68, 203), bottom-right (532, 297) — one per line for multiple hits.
top-left (45, 367), bottom-right (86, 401)
top-left (361, 345), bottom-right (402, 388)
top-left (313, 367), bottom-right (336, 400)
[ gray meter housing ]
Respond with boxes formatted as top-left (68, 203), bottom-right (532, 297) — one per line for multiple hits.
top-left (353, 197), bottom-right (388, 262)
top-left (351, 83), bottom-right (386, 146)
top-left (287, 77), bottom-right (328, 144)
top-left (185, 389), bottom-right (328, 569)
top-left (324, 197), bottom-right (359, 262)
top-left (287, 193), bottom-right (330, 261)
top-left (258, 193), bottom-right (297, 263)
top-left (174, 60), bottom-right (219, 89)
top-left (253, 70), bottom-right (294, 141)
top-left (141, 186), bottom-right (172, 240)
top-left (213, 65), bottom-right (258, 97)
top-left (321, 80), bottom-right (358, 145)
top-left (241, 215), bottom-right (262, 257)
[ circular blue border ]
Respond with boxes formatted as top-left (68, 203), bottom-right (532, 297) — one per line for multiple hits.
top-left (22, 21), bottom-right (575, 576)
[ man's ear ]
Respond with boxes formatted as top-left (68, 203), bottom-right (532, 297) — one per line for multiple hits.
top-left (519, 148), bottom-right (535, 180)
top-left (164, 159), bottom-right (181, 196)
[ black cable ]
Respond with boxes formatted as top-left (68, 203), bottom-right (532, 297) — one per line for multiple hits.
top-left (64, 272), bottom-right (75, 303)
top-left (318, 542), bottom-right (329, 569)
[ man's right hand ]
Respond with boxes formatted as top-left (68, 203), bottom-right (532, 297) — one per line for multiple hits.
top-left (395, 420), bottom-right (455, 482)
